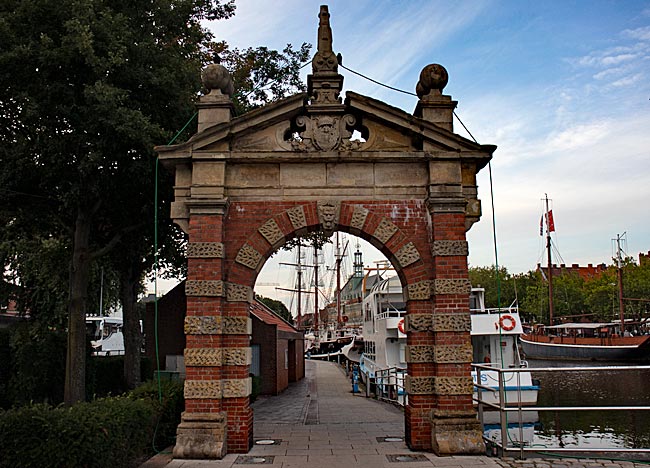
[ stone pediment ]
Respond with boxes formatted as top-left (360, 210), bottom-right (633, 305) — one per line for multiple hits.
top-left (156, 90), bottom-right (494, 166)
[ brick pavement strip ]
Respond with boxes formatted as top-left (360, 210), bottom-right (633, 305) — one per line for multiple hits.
top-left (144, 361), bottom-right (648, 468)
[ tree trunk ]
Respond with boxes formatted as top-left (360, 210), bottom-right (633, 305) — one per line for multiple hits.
top-left (64, 206), bottom-right (92, 405)
top-left (121, 264), bottom-right (143, 389)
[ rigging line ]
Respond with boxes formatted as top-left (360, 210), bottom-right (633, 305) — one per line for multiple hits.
top-left (339, 63), bottom-right (418, 97)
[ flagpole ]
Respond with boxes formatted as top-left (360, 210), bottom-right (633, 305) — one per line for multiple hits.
top-left (545, 194), bottom-right (555, 326)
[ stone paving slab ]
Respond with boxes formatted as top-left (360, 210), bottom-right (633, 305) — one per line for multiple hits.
top-left (144, 360), bottom-right (648, 468)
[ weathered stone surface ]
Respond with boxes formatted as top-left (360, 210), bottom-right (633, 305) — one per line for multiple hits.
top-left (285, 206), bottom-right (306, 230)
top-left (405, 313), bottom-right (433, 332)
top-left (317, 200), bottom-right (340, 233)
top-left (258, 219), bottom-right (284, 245)
top-left (405, 345), bottom-right (435, 363)
top-left (433, 278), bottom-right (471, 295)
top-left (184, 348), bottom-right (223, 366)
top-left (187, 242), bottom-right (224, 258)
top-left (225, 283), bottom-right (253, 302)
top-left (173, 411), bottom-right (227, 460)
top-left (405, 376), bottom-right (435, 394)
top-left (349, 205), bottom-right (369, 231)
top-left (235, 244), bottom-right (262, 270)
top-left (431, 416), bottom-right (485, 456)
top-left (185, 316), bottom-right (221, 335)
top-left (395, 242), bottom-right (420, 268)
top-left (434, 376), bottom-right (474, 395)
top-left (433, 344), bottom-right (473, 363)
top-left (185, 280), bottom-right (224, 297)
top-left (432, 313), bottom-right (471, 332)
top-left (406, 281), bottom-right (431, 300)
top-left (431, 240), bottom-right (468, 257)
top-left (222, 317), bottom-right (252, 335)
top-left (184, 378), bottom-right (251, 399)
top-left (184, 380), bottom-right (222, 399)
top-left (373, 218), bottom-right (398, 244)
top-left (184, 348), bottom-right (250, 367)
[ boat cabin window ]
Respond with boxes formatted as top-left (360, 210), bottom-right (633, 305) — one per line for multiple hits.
top-left (102, 322), bottom-right (122, 338)
top-left (86, 321), bottom-right (102, 339)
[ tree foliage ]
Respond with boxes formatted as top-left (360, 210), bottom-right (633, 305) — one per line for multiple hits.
top-left (257, 295), bottom-right (294, 325)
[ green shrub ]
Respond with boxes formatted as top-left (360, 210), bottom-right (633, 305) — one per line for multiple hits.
top-left (130, 379), bottom-right (184, 449)
top-left (0, 398), bottom-right (155, 468)
top-left (0, 328), bottom-right (11, 408)
top-left (0, 378), bottom-right (184, 468)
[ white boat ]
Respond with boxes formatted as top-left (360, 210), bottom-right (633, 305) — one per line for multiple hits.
top-left (470, 288), bottom-right (539, 407)
top-left (359, 276), bottom-right (539, 407)
top-left (86, 316), bottom-right (124, 356)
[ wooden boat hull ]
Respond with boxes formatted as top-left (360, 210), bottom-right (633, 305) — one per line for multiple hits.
top-left (520, 334), bottom-right (650, 361)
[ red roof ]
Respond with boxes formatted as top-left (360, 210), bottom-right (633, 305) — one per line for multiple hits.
top-left (250, 300), bottom-right (300, 334)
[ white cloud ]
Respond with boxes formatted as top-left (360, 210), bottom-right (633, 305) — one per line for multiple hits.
top-left (610, 73), bottom-right (643, 87)
top-left (622, 26), bottom-right (650, 41)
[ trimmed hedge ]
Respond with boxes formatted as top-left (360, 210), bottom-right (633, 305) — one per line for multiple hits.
top-left (0, 379), bottom-right (184, 468)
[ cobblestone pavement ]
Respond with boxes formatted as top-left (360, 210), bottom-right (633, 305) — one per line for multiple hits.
top-left (144, 360), bottom-right (648, 468)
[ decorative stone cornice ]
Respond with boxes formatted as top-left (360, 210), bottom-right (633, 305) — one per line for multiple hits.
top-left (431, 240), bottom-right (468, 257)
top-left (187, 242), bottom-right (224, 258)
top-left (186, 198), bottom-right (229, 216)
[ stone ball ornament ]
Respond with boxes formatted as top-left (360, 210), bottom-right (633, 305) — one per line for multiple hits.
top-left (201, 63), bottom-right (235, 97)
top-left (415, 63), bottom-right (449, 98)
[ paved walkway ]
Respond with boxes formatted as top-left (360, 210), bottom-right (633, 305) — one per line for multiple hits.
top-left (146, 361), bottom-right (648, 468)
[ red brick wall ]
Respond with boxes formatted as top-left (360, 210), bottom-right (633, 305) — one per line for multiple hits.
top-left (185, 199), bottom-right (473, 453)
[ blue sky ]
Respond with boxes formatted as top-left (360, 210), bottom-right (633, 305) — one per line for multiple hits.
top-left (196, 1), bottom-right (650, 309)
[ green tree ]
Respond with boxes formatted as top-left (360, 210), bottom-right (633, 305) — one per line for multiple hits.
top-left (1, 0), bottom-right (312, 402)
top-left (257, 295), bottom-right (294, 325)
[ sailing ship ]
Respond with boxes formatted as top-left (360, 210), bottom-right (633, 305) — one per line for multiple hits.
top-left (519, 198), bottom-right (650, 361)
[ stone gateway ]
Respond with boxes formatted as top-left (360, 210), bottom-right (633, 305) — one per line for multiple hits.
top-left (156, 5), bottom-right (494, 459)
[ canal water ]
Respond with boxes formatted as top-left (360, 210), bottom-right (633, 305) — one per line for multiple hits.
top-left (487, 360), bottom-right (650, 453)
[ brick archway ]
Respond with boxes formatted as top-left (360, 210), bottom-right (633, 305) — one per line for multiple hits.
top-left (157, 6), bottom-right (493, 459)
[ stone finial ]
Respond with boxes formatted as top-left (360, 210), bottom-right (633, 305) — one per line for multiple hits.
top-left (201, 63), bottom-right (234, 97)
top-left (312, 5), bottom-right (338, 74)
top-left (416, 64), bottom-right (449, 98)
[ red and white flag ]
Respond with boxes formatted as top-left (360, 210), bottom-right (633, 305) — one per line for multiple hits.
top-left (547, 210), bottom-right (555, 232)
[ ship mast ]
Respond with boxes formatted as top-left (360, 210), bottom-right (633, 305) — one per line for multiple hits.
top-left (545, 194), bottom-right (555, 326)
top-left (314, 244), bottom-right (320, 331)
top-left (615, 233), bottom-right (626, 329)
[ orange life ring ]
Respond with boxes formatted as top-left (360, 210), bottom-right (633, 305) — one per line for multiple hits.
top-left (499, 315), bottom-right (516, 331)
top-left (398, 318), bottom-right (405, 334)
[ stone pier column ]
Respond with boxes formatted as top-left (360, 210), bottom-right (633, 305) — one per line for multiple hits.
top-left (428, 202), bottom-right (484, 455)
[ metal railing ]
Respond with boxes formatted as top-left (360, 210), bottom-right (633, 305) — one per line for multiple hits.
top-left (472, 363), bottom-right (650, 459)
top-left (375, 367), bottom-right (407, 406)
